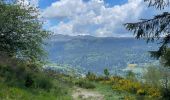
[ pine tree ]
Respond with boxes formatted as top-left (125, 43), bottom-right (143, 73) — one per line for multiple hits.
top-left (125, 0), bottom-right (170, 66)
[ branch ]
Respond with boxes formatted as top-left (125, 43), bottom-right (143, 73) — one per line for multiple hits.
top-left (125, 12), bottom-right (170, 58)
top-left (144, 0), bottom-right (170, 9)
top-left (125, 12), bottom-right (170, 41)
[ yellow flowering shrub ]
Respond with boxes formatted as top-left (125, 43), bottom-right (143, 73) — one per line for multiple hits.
top-left (91, 75), bottom-right (162, 99)
top-left (137, 89), bottom-right (146, 95)
top-left (112, 78), bottom-right (142, 94)
top-left (111, 77), bottom-right (161, 98)
top-left (147, 87), bottom-right (161, 98)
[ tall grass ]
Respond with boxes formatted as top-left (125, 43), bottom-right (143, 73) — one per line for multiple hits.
top-left (0, 60), bottom-right (73, 100)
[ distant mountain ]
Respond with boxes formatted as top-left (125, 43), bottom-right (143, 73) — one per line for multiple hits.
top-left (45, 34), bottom-right (158, 75)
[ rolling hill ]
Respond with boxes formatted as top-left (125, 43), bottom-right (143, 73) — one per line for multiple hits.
top-left (45, 34), bottom-right (159, 75)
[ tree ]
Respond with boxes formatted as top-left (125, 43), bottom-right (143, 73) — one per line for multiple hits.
top-left (125, 0), bottom-right (170, 64)
top-left (104, 68), bottom-right (110, 79)
top-left (160, 48), bottom-right (170, 67)
top-left (0, 0), bottom-right (50, 62)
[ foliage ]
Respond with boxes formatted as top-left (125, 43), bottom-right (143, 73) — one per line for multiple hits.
top-left (126, 71), bottom-right (136, 81)
top-left (147, 87), bottom-right (161, 98)
top-left (0, 1), bottom-right (74, 99)
top-left (0, 62), bottom-right (53, 91)
top-left (143, 65), bottom-right (162, 88)
top-left (144, 0), bottom-right (170, 9)
top-left (137, 89), bottom-right (146, 95)
top-left (0, 82), bottom-right (72, 100)
top-left (143, 65), bottom-right (170, 98)
top-left (0, 0), bottom-right (50, 62)
top-left (112, 79), bottom-right (141, 94)
top-left (125, 0), bottom-right (170, 62)
top-left (95, 76), bottom-right (106, 81)
top-left (75, 79), bottom-right (96, 89)
top-left (160, 48), bottom-right (170, 67)
top-left (86, 71), bottom-right (97, 81)
top-left (104, 69), bottom-right (110, 79)
top-left (94, 82), bottom-right (135, 100)
top-left (96, 76), bottom-right (162, 98)
top-left (160, 88), bottom-right (170, 100)
top-left (85, 73), bottom-right (162, 98)
top-left (32, 73), bottom-right (53, 90)
top-left (0, 62), bottom-right (74, 100)
top-left (87, 74), bottom-right (163, 99)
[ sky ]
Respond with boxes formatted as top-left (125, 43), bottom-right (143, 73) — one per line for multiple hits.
top-left (20, 0), bottom-right (170, 37)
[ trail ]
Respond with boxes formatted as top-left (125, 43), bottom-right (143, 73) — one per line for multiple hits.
top-left (72, 87), bottom-right (104, 100)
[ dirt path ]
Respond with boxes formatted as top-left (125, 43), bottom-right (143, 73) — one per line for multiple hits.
top-left (72, 87), bottom-right (104, 100)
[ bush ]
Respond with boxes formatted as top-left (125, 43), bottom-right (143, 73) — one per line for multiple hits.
top-left (75, 80), bottom-right (95, 89)
top-left (160, 88), bottom-right (170, 100)
top-left (137, 89), bottom-right (146, 95)
top-left (0, 62), bottom-right (54, 91)
top-left (147, 87), bottom-right (161, 98)
top-left (33, 73), bottom-right (53, 91)
top-left (110, 76), bottom-right (162, 99)
top-left (112, 78), bottom-right (141, 94)
top-left (86, 72), bottom-right (96, 81)
top-left (95, 76), bottom-right (105, 81)
top-left (25, 75), bottom-right (34, 88)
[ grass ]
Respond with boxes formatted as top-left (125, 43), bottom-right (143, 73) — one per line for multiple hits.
top-left (75, 80), bottom-right (96, 89)
top-left (93, 82), bottom-right (136, 100)
top-left (0, 80), bottom-right (73, 100)
top-left (0, 62), bottom-right (165, 100)
top-left (0, 62), bottom-right (74, 100)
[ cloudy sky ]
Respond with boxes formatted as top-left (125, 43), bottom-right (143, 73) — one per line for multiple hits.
top-left (25, 0), bottom-right (169, 37)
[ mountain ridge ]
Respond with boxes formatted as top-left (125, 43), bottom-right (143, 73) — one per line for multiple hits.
top-left (46, 34), bottom-right (158, 75)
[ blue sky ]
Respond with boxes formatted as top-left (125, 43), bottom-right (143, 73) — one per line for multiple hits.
top-left (23, 0), bottom-right (169, 37)
top-left (39, 0), bottom-right (58, 9)
top-left (39, 0), bottom-right (128, 8)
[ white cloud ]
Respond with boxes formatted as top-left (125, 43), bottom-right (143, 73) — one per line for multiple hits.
top-left (42, 0), bottom-right (86, 19)
top-left (50, 22), bottom-right (74, 35)
top-left (41, 0), bottom-right (155, 37)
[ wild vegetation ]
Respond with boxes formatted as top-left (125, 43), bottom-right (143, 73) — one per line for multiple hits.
top-left (0, 0), bottom-right (73, 99)
top-left (0, 0), bottom-right (170, 100)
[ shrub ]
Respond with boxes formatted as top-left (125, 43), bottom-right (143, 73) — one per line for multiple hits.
top-left (161, 88), bottom-right (170, 99)
top-left (126, 71), bottom-right (136, 81)
top-left (147, 87), bottom-right (161, 98)
top-left (25, 75), bottom-right (34, 88)
top-left (112, 78), bottom-right (142, 94)
top-left (86, 72), bottom-right (96, 81)
top-left (33, 73), bottom-right (53, 91)
top-left (75, 80), bottom-right (95, 89)
top-left (0, 62), bottom-right (54, 91)
top-left (95, 76), bottom-right (105, 81)
top-left (111, 76), bottom-right (162, 99)
top-left (137, 89), bottom-right (146, 95)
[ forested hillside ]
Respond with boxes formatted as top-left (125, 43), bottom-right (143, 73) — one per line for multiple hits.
top-left (46, 34), bottom-right (158, 74)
